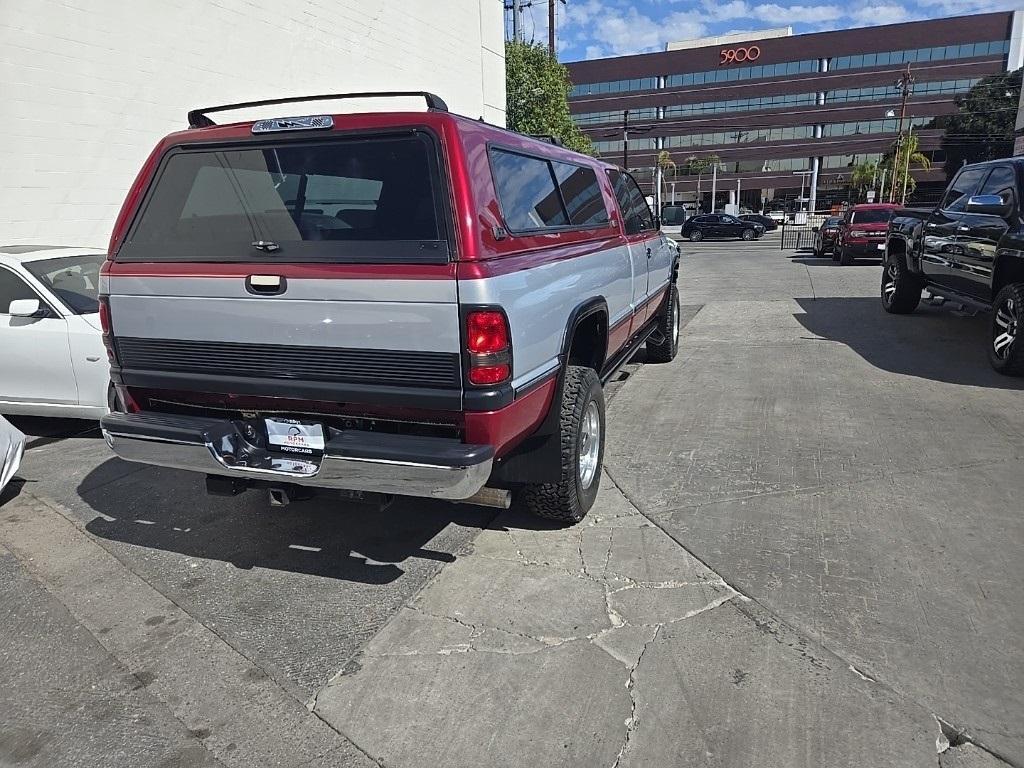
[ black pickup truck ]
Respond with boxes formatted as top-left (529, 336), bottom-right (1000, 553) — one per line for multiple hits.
top-left (883, 157), bottom-right (1024, 375)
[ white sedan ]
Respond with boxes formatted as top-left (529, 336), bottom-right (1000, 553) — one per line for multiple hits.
top-left (0, 246), bottom-right (111, 419)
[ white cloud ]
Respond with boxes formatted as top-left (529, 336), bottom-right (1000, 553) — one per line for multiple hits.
top-left (587, 8), bottom-right (707, 55)
top-left (700, 0), bottom-right (752, 21)
top-left (915, 0), bottom-right (1019, 11)
top-left (750, 3), bottom-right (845, 23)
top-left (848, 4), bottom-right (911, 24)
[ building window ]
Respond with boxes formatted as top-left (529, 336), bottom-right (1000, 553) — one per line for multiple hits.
top-left (663, 92), bottom-right (818, 118)
top-left (827, 78), bottom-right (978, 104)
top-left (663, 125), bottom-right (817, 148)
top-left (569, 77), bottom-right (658, 98)
top-left (829, 39), bottom-right (1009, 71)
top-left (662, 58), bottom-right (820, 90)
top-left (592, 138), bottom-right (657, 154)
top-left (822, 115), bottom-right (936, 137)
top-left (572, 107), bottom-right (658, 127)
top-left (821, 153), bottom-right (883, 168)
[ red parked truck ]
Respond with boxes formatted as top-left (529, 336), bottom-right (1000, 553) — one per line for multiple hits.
top-left (98, 92), bottom-right (680, 523)
top-left (835, 203), bottom-right (900, 265)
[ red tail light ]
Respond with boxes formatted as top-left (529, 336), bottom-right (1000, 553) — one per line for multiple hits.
top-left (98, 297), bottom-right (111, 334)
top-left (465, 310), bottom-right (511, 386)
top-left (99, 297), bottom-right (117, 364)
top-left (467, 311), bottom-right (509, 354)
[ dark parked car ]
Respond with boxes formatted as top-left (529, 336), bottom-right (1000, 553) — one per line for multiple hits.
top-left (682, 214), bottom-right (764, 241)
top-left (740, 214), bottom-right (777, 231)
top-left (884, 157), bottom-right (1024, 375)
top-left (812, 216), bottom-right (842, 257)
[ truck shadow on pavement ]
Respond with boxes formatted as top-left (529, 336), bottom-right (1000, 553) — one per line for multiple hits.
top-left (78, 460), bottom-right (498, 585)
top-left (794, 297), bottom-right (1024, 389)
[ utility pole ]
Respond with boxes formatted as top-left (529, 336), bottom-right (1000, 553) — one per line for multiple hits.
top-left (549, 0), bottom-right (555, 56)
top-left (512, 0), bottom-right (521, 42)
top-left (891, 63), bottom-right (916, 203)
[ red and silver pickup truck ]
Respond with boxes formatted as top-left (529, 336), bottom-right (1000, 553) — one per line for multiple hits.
top-left (99, 92), bottom-right (680, 523)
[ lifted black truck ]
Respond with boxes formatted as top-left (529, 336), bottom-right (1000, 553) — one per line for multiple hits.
top-left (883, 157), bottom-right (1024, 375)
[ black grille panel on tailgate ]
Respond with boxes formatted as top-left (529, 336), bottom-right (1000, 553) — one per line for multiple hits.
top-left (116, 337), bottom-right (461, 388)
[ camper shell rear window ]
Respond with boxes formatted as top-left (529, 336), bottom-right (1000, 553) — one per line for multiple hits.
top-left (117, 131), bottom-right (450, 263)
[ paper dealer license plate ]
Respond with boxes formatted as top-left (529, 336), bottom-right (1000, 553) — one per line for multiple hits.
top-left (265, 418), bottom-right (325, 455)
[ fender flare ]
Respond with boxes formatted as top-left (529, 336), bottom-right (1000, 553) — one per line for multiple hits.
top-left (491, 295), bottom-right (608, 486)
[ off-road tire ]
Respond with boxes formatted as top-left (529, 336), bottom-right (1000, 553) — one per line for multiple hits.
top-left (647, 284), bottom-right (680, 363)
top-left (839, 247), bottom-right (855, 266)
top-left (689, 230), bottom-right (703, 242)
top-left (989, 282), bottom-right (1024, 376)
top-left (881, 256), bottom-right (922, 314)
top-left (831, 248), bottom-right (840, 262)
top-left (741, 229), bottom-right (755, 241)
top-left (521, 366), bottom-right (605, 524)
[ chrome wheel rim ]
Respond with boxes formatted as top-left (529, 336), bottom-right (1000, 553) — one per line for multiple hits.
top-left (671, 294), bottom-right (680, 347)
top-left (993, 297), bottom-right (1019, 360)
top-left (578, 400), bottom-right (601, 490)
top-left (882, 261), bottom-right (899, 304)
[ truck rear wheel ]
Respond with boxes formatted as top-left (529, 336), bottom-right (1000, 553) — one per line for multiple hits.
top-left (647, 284), bottom-right (680, 363)
top-left (989, 283), bottom-right (1024, 376)
top-left (881, 256), bottom-right (921, 314)
top-left (521, 366), bottom-right (605, 524)
top-left (839, 247), bottom-right (855, 266)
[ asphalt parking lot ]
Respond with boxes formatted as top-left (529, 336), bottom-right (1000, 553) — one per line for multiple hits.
top-left (2, 232), bottom-right (1021, 767)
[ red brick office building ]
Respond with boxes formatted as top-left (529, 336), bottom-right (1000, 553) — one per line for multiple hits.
top-left (565, 11), bottom-right (1023, 212)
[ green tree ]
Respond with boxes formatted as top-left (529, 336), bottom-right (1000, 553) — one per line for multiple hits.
top-left (506, 40), bottom-right (594, 155)
top-left (849, 160), bottom-right (879, 201)
top-left (882, 132), bottom-right (931, 202)
top-left (940, 69), bottom-right (1021, 178)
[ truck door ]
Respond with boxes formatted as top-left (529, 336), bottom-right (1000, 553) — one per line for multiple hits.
top-left (923, 166), bottom-right (987, 289)
top-left (955, 164), bottom-right (1016, 301)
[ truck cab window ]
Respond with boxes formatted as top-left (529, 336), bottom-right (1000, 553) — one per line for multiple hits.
top-left (941, 168), bottom-right (987, 212)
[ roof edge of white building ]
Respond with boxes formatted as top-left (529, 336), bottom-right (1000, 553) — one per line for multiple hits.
top-left (666, 27), bottom-right (793, 52)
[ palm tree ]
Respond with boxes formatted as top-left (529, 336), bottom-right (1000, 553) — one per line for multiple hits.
top-left (657, 150), bottom-right (677, 207)
top-left (885, 132), bottom-right (931, 203)
top-left (684, 154), bottom-right (720, 212)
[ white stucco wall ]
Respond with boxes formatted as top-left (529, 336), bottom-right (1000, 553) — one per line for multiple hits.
top-left (0, 0), bottom-right (506, 246)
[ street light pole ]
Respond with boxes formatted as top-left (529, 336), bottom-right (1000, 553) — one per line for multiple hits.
top-left (622, 109), bottom-right (629, 169)
top-left (711, 162), bottom-right (718, 212)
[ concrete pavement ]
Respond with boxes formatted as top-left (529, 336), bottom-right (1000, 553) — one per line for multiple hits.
top-left (0, 235), bottom-right (1019, 767)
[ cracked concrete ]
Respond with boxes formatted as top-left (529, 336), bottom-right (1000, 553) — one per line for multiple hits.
top-left (313, 473), bottom-right (940, 768)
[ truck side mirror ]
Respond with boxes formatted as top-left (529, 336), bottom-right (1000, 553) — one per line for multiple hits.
top-left (966, 194), bottom-right (1012, 217)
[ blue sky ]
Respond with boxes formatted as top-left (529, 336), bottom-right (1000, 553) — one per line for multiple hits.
top-left (508, 0), bottom-right (1023, 62)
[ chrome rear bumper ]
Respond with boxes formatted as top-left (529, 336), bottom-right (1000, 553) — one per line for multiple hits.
top-left (100, 411), bottom-right (493, 500)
